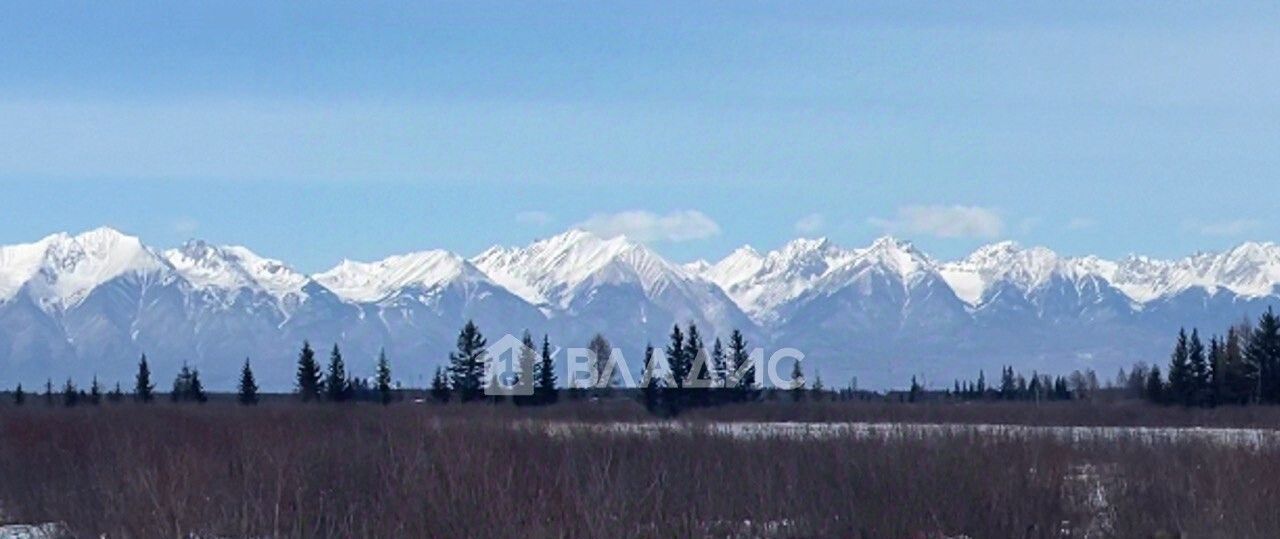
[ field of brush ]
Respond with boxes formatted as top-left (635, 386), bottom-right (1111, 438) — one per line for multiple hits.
top-left (4, 401), bottom-right (1280, 538)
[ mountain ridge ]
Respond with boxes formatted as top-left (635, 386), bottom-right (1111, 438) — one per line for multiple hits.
top-left (1, 226), bottom-right (1278, 390)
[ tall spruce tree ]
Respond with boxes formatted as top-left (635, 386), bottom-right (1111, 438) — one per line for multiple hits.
top-left (62, 379), bottom-right (78, 407)
top-left (44, 379), bottom-right (53, 406)
top-left (728, 329), bottom-right (755, 401)
top-left (89, 376), bottom-right (101, 405)
top-left (447, 321), bottom-right (488, 402)
top-left (238, 358), bottom-right (259, 405)
top-left (134, 354), bottom-right (154, 403)
top-left (13, 384), bottom-right (24, 406)
top-left (1224, 325), bottom-right (1257, 403)
top-left (1145, 364), bottom-right (1165, 404)
top-left (790, 360), bottom-right (805, 402)
top-left (296, 341), bottom-right (322, 402)
top-left (711, 338), bottom-right (727, 388)
top-left (171, 364), bottom-right (193, 402)
top-left (189, 368), bottom-right (207, 403)
top-left (325, 344), bottom-right (350, 402)
top-left (664, 324), bottom-right (688, 389)
top-left (1168, 328), bottom-right (1194, 406)
top-left (1249, 308), bottom-right (1280, 403)
top-left (536, 335), bottom-right (558, 405)
top-left (513, 332), bottom-right (538, 406)
top-left (684, 323), bottom-right (711, 393)
top-left (374, 349), bottom-right (393, 405)
top-left (1187, 329), bottom-right (1210, 406)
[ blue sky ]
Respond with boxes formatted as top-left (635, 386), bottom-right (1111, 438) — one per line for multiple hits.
top-left (2, 1), bottom-right (1279, 271)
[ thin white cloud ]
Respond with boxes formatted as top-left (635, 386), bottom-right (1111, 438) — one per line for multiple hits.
top-left (515, 211), bottom-right (554, 226)
top-left (1066, 217), bottom-right (1097, 231)
top-left (576, 210), bottom-right (721, 243)
top-left (1193, 219), bottom-right (1262, 237)
top-left (171, 217), bottom-right (199, 236)
top-left (868, 205), bottom-right (1003, 239)
top-left (794, 213), bottom-right (825, 234)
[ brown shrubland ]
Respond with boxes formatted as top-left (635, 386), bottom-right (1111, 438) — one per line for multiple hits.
top-left (1, 400), bottom-right (1279, 537)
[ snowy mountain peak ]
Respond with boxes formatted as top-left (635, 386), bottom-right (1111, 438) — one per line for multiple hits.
top-left (9, 228), bottom-right (171, 309)
top-left (315, 250), bottom-right (483, 303)
top-left (855, 236), bottom-right (934, 278)
top-left (472, 229), bottom-right (690, 308)
top-left (164, 240), bottom-right (308, 301)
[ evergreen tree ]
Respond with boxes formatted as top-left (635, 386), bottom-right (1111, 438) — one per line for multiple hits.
top-left (13, 383), bottom-right (24, 406)
top-left (1225, 325), bottom-right (1258, 404)
top-left (728, 329), bottom-right (755, 401)
top-left (1145, 364), bottom-right (1165, 404)
top-left (134, 354), bottom-right (154, 403)
top-left (1209, 336), bottom-right (1226, 405)
top-left (1168, 328), bottom-right (1194, 406)
top-left (189, 368), bottom-right (207, 403)
top-left (640, 343), bottom-right (662, 414)
top-left (908, 375), bottom-right (923, 403)
top-left (89, 376), bottom-right (101, 405)
top-left (999, 366), bottom-right (1016, 400)
top-left (374, 349), bottom-right (392, 405)
top-left (812, 372), bottom-right (825, 401)
top-left (1249, 308), bottom-right (1280, 403)
top-left (447, 321), bottom-right (488, 402)
top-left (429, 366), bottom-right (450, 403)
top-left (62, 379), bottom-right (78, 407)
top-left (44, 378), bottom-right (53, 406)
top-left (684, 323), bottom-right (711, 392)
top-left (511, 332), bottom-right (538, 406)
top-left (238, 358), bottom-right (259, 405)
top-left (711, 338), bottom-right (727, 387)
top-left (171, 363), bottom-right (193, 402)
top-left (1187, 329), bottom-right (1210, 406)
top-left (296, 341), bottom-right (322, 402)
top-left (789, 360), bottom-right (805, 402)
top-left (325, 344), bottom-right (350, 402)
top-left (108, 382), bottom-right (124, 403)
top-left (664, 324), bottom-right (689, 389)
top-left (535, 335), bottom-right (558, 405)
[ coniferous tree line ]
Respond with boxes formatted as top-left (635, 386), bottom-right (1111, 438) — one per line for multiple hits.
top-left (1141, 308), bottom-right (1280, 407)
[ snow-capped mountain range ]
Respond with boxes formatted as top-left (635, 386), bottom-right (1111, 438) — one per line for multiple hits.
top-left (1, 227), bottom-right (1277, 390)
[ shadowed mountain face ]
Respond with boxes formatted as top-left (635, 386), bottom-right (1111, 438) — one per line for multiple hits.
top-left (1, 227), bottom-right (1278, 390)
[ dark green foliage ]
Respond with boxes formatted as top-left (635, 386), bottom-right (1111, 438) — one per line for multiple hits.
top-left (62, 379), bottom-right (78, 407)
top-left (790, 360), bottom-right (805, 403)
top-left (296, 341), bottom-right (322, 402)
top-left (374, 349), bottom-right (392, 405)
top-left (325, 344), bottom-right (350, 402)
top-left (535, 335), bottom-right (558, 405)
top-left (728, 329), bottom-right (755, 402)
top-left (239, 358), bottom-right (259, 405)
top-left (89, 376), bottom-right (101, 405)
top-left (171, 364), bottom-right (207, 403)
top-left (1250, 308), bottom-right (1280, 403)
top-left (429, 366), bottom-right (450, 403)
top-left (13, 384), bottom-right (23, 406)
top-left (664, 324), bottom-right (688, 390)
top-left (447, 321), bottom-right (488, 403)
top-left (134, 354), bottom-right (154, 403)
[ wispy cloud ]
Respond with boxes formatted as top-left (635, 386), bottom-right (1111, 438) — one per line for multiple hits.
top-left (515, 211), bottom-right (554, 226)
top-left (1066, 217), bottom-right (1097, 231)
top-left (576, 210), bottom-right (721, 243)
top-left (171, 217), bottom-right (200, 236)
top-left (868, 205), bottom-right (1003, 239)
top-left (1191, 218), bottom-right (1262, 237)
top-left (794, 213), bottom-right (825, 234)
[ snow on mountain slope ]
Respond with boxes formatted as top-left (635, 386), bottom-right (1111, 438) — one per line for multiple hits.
top-left (0, 227), bottom-right (172, 310)
top-left (939, 242), bottom-right (1118, 306)
top-left (473, 229), bottom-right (713, 311)
top-left (704, 238), bottom-right (857, 323)
top-left (314, 250), bottom-right (490, 303)
top-left (164, 240), bottom-right (309, 302)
